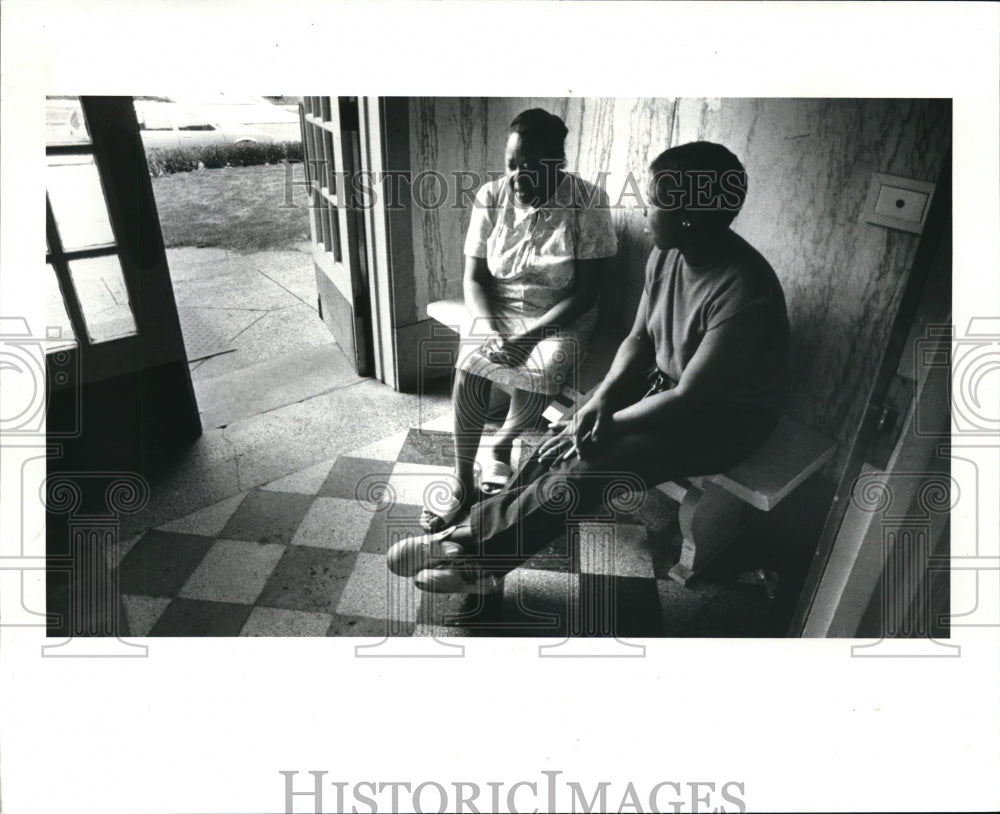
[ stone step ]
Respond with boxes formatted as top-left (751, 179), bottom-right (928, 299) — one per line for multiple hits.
top-left (193, 343), bottom-right (362, 429)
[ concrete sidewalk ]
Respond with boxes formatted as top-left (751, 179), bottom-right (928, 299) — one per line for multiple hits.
top-left (121, 243), bottom-right (453, 538)
top-left (167, 242), bottom-right (348, 426)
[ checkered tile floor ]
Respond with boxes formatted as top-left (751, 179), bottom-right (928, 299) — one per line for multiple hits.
top-left (113, 413), bottom-right (757, 637)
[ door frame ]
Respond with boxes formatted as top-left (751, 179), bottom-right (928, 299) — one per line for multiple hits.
top-left (301, 96), bottom-right (375, 377)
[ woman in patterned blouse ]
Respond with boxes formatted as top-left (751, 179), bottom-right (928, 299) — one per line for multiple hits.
top-left (421, 108), bottom-right (618, 532)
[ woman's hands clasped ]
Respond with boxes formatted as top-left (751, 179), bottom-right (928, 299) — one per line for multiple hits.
top-left (480, 332), bottom-right (537, 367)
top-left (537, 392), bottom-right (614, 467)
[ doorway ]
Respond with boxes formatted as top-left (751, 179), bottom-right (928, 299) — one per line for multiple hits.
top-left (137, 94), bottom-right (346, 430)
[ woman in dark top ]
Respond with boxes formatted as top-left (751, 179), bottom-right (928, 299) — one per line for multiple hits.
top-left (388, 141), bottom-right (790, 594)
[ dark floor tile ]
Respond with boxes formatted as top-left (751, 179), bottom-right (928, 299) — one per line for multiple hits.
top-left (679, 582), bottom-right (786, 637)
top-left (149, 598), bottom-right (251, 636)
top-left (219, 489), bottom-right (314, 545)
top-left (577, 574), bottom-right (664, 637)
top-left (257, 545), bottom-right (358, 613)
top-left (523, 528), bottom-right (577, 573)
top-left (648, 523), bottom-right (684, 581)
top-left (396, 428), bottom-right (454, 467)
top-left (657, 578), bottom-right (725, 635)
top-left (47, 570), bottom-right (129, 637)
top-left (360, 503), bottom-right (424, 555)
top-left (117, 530), bottom-right (217, 598)
top-left (498, 569), bottom-right (576, 637)
top-left (319, 456), bottom-right (393, 502)
top-left (416, 589), bottom-right (506, 633)
top-left (326, 613), bottom-right (412, 637)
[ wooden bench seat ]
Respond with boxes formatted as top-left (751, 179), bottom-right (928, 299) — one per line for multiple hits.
top-left (426, 297), bottom-right (837, 586)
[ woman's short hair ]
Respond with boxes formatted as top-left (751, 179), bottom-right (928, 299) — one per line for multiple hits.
top-left (649, 141), bottom-right (748, 227)
top-left (509, 108), bottom-right (569, 162)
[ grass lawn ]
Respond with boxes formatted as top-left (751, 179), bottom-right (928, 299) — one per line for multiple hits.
top-left (151, 163), bottom-right (312, 253)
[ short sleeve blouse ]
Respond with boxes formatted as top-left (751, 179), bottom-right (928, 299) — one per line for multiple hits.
top-left (463, 173), bottom-right (618, 318)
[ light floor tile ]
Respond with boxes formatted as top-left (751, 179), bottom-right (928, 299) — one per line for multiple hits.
top-left (336, 551), bottom-right (421, 623)
top-left (178, 538), bottom-right (285, 605)
top-left (157, 493), bottom-right (248, 537)
top-left (385, 461), bottom-right (454, 510)
top-left (122, 595), bottom-right (171, 637)
top-left (240, 607), bottom-right (332, 637)
top-left (291, 496), bottom-right (375, 550)
top-left (261, 458), bottom-right (337, 495)
top-left (348, 429), bottom-right (409, 462)
top-left (416, 411), bottom-right (455, 433)
top-left (578, 522), bottom-right (653, 578)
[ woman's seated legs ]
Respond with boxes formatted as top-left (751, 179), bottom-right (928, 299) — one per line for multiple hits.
top-left (481, 387), bottom-right (547, 495)
top-left (420, 368), bottom-right (492, 533)
top-left (445, 404), bottom-right (779, 576)
top-left (452, 367), bottom-right (492, 491)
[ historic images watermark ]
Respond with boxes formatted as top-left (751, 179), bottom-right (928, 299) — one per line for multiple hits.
top-left (280, 163), bottom-right (748, 214)
top-left (280, 769), bottom-right (747, 814)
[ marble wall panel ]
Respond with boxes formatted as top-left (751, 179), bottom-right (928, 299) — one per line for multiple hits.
top-left (408, 97), bottom-right (489, 310)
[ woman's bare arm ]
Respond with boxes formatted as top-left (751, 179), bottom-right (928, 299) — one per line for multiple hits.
top-left (608, 306), bottom-right (767, 433)
top-left (540, 288), bottom-right (654, 460)
top-left (591, 287), bottom-right (656, 407)
top-left (463, 255), bottom-right (499, 335)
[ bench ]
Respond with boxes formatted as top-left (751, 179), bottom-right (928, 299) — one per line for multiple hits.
top-left (426, 297), bottom-right (837, 586)
top-left (652, 414), bottom-right (835, 584)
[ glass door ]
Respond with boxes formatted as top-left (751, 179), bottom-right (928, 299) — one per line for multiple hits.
top-left (300, 96), bottom-right (374, 376)
top-left (44, 96), bottom-right (198, 441)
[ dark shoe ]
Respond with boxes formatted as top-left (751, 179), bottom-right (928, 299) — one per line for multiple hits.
top-left (414, 565), bottom-right (499, 595)
top-left (386, 527), bottom-right (463, 577)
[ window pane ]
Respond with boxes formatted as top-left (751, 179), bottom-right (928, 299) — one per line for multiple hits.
top-left (45, 264), bottom-right (77, 351)
top-left (135, 102), bottom-right (173, 131)
top-left (45, 96), bottom-right (90, 145)
top-left (47, 154), bottom-right (116, 251)
top-left (67, 255), bottom-right (137, 343)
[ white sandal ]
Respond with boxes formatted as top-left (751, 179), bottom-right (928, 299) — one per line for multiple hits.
top-left (478, 458), bottom-right (514, 496)
top-left (419, 486), bottom-right (468, 533)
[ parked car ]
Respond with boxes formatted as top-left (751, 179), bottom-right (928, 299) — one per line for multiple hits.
top-left (46, 96), bottom-right (87, 143)
top-left (162, 94), bottom-right (302, 142)
top-left (133, 100), bottom-right (275, 150)
top-left (261, 96), bottom-right (303, 116)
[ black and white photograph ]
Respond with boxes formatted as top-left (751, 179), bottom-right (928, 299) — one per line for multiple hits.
top-left (2, 2), bottom-right (998, 813)
top-left (41, 94), bottom-right (953, 640)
